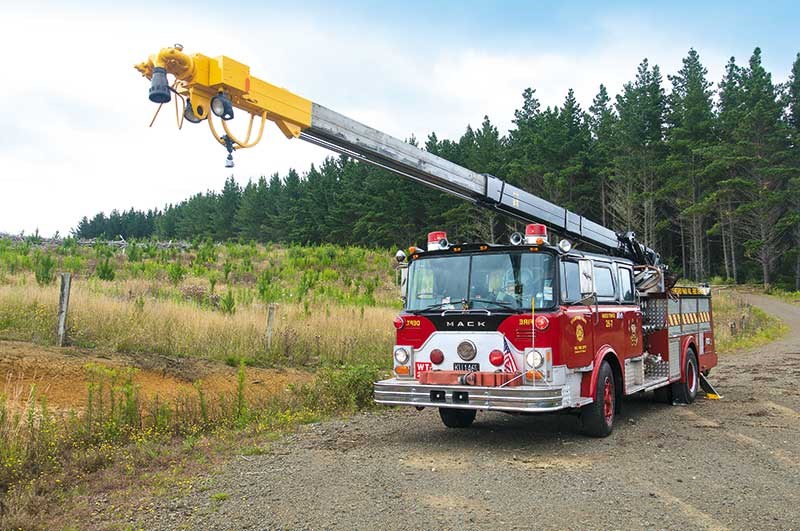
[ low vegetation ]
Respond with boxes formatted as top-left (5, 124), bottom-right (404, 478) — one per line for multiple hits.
top-left (712, 289), bottom-right (788, 353)
top-left (0, 238), bottom-right (397, 527)
top-left (767, 288), bottom-right (800, 305)
top-left (0, 361), bottom-right (383, 528)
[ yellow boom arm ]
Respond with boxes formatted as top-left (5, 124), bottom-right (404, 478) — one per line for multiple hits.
top-left (135, 45), bottom-right (312, 155)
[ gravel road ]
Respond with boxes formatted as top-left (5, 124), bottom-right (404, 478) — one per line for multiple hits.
top-left (138, 294), bottom-right (800, 530)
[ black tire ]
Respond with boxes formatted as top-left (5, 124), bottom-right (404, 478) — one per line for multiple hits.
top-left (438, 407), bottom-right (476, 428)
top-left (672, 349), bottom-right (699, 404)
top-left (580, 360), bottom-right (616, 437)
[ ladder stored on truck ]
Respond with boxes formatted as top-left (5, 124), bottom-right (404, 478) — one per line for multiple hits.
top-left (135, 46), bottom-right (664, 282)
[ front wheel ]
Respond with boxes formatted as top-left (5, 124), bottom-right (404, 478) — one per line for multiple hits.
top-left (672, 350), bottom-right (699, 404)
top-left (438, 408), bottom-right (476, 428)
top-left (580, 360), bottom-right (616, 437)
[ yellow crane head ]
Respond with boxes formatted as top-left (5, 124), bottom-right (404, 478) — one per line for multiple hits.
top-left (135, 44), bottom-right (312, 166)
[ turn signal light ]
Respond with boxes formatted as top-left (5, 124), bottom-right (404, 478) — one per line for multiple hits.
top-left (395, 366), bottom-right (410, 376)
top-left (526, 370), bottom-right (544, 380)
top-left (430, 348), bottom-right (444, 365)
top-left (393, 316), bottom-right (405, 330)
top-left (534, 315), bottom-right (550, 331)
top-left (489, 349), bottom-right (504, 367)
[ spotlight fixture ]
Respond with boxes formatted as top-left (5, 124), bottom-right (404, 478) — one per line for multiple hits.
top-left (211, 93), bottom-right (234, 121)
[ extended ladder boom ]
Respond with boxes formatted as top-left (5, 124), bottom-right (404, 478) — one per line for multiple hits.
top-left (303, 103), bottom-right (623, 252)
top-left (135, 46), bottom-right (660, 266)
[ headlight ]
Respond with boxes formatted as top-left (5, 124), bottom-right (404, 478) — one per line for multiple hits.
top-left (526, 349), bottom-right (544, 369)
top-left (394, 347), bottom-right (409, 365)
top-left (457, 340), bottom-right (477, 361)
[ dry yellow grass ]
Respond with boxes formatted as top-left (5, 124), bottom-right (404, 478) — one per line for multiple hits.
top-left (0, 280), bottom-right (396, 367)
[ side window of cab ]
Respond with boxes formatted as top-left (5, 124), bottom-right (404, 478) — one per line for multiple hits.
top-left (560, 260), bottom-right (582, 303)
top-left (592, 263), bottom-right (617, 302)
top-left (617, 265), bottom-right (635, 304)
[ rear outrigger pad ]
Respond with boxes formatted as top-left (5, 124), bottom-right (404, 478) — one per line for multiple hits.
top-left (699, 373), bottom-right (722, 400)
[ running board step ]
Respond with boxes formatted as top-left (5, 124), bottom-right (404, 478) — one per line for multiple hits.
top-left (699, 373), bottom-right (722, 399)
top-left (626, 376), bottom-right (670, 395)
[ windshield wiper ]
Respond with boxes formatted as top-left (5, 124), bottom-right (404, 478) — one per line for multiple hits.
top-left (408, 302), bottom-right (457, 314)
top-left (470, 300), bottom-right (523, 313)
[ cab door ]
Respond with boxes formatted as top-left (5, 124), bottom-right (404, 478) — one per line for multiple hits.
top-left (617, 264), bottom-right (643, 358)
top-left (560, 259), bottom-right (594, 368)
top-left (591, 261), bottom-right (626, 356)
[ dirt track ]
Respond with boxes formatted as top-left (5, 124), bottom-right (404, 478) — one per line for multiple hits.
top-left (0, 342), bottom-right (310, 411)
top-left (138, 294), bottom-right (800, 530)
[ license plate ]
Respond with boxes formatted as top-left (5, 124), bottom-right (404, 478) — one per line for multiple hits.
top-left (454, 362), bottom-right (479, 372)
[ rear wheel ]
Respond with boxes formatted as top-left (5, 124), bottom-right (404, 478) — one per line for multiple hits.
top-left (672, 350), bottom-right (699, 404)
top-left (438, 407), bottom-right (476, 428)
top-left (580, 360), bottom-right (616, 437)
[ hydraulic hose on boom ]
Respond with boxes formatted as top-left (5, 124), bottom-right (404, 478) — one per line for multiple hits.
top-left (134, 45), bottom-right (663, 275)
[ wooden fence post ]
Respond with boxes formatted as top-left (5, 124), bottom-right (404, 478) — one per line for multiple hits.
top-left (265, 303), bottom-right (277, 351)
top-left (57, 272), bottom-right (72, 347)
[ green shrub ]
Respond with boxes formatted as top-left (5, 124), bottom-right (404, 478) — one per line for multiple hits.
top-left (197, 240), bottom-right (217, 264)
top-left (95, 257), bottom-right (115, 281)
top-left (126, 243), bottom-right (142, 262)
top-left (167, 262), bottom-right (187, 286)
top-left (220, 289), bottom-right (236, 315)
top-left (33, 253), bottom-right (55, 286)
top-left (294, 364), bottom-right (382, 413)
top-left (208, 270), bottom-right (220, 293)
top-left (62, 255), bottom-right (85, 273)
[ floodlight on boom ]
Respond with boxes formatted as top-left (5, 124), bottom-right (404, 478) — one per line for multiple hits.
top-left (135, 45), bottom-right (313, 166)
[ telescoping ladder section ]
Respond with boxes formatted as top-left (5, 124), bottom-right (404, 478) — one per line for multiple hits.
top-left (301, 103), bottom-right (621, 252)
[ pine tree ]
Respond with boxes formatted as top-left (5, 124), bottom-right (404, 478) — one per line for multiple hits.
top-left (665, 49), bottom-right (716, 280)
top-left (612, 59), bottom-right (667, 248)
top-left (726, 48), bottom-right (793, 287)
top-left (783, 53), bottom-right (800, 289)
top-left (215, 176), bottom-right (241, 241)
top-left (588, 84), bottom-right (617, 226)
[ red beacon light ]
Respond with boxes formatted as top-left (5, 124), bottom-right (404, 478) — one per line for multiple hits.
top-left (393, 316), bottom-right (405, 330)
top-left (534, 314), bottom-right (550, 331)
top-left (525, 224), bottom-right (548, 245)
top-left (427, 231), bottom-right (449, 251)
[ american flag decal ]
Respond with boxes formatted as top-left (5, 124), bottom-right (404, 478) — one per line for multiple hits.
top-left (503, 337), bottom-right (518, 373)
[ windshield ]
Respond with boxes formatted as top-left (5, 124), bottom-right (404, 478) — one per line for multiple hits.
top-left (406, 251), bottom-right (556, 312)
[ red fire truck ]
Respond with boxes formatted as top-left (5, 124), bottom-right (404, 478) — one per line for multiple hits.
top-left (375, 227), bottom-right (717, 436)
top-left (136, 45), bottom-right (719, 437)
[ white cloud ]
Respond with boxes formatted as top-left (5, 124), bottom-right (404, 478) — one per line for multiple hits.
top-left (0, 4), bottom-right (783, 236)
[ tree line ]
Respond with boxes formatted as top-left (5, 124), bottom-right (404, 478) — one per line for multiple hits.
top-left (76, 48), bottom-right (800, 289)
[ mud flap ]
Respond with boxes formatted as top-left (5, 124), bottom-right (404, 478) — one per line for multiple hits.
top-left (699, 373), bottom-right (722, 400)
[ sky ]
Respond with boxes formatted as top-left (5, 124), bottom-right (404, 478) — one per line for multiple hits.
top-left (1, 0), bottom-right (798, 236)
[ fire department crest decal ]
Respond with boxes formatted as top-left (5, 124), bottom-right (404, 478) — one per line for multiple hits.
top-left (576, 323), bottom-right (584, 343)
top-left (629, 320), bottom-right (638, 346)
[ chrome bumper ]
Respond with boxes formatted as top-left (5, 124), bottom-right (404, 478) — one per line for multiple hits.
top-left (374, 378), bottom-right (587, 413)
